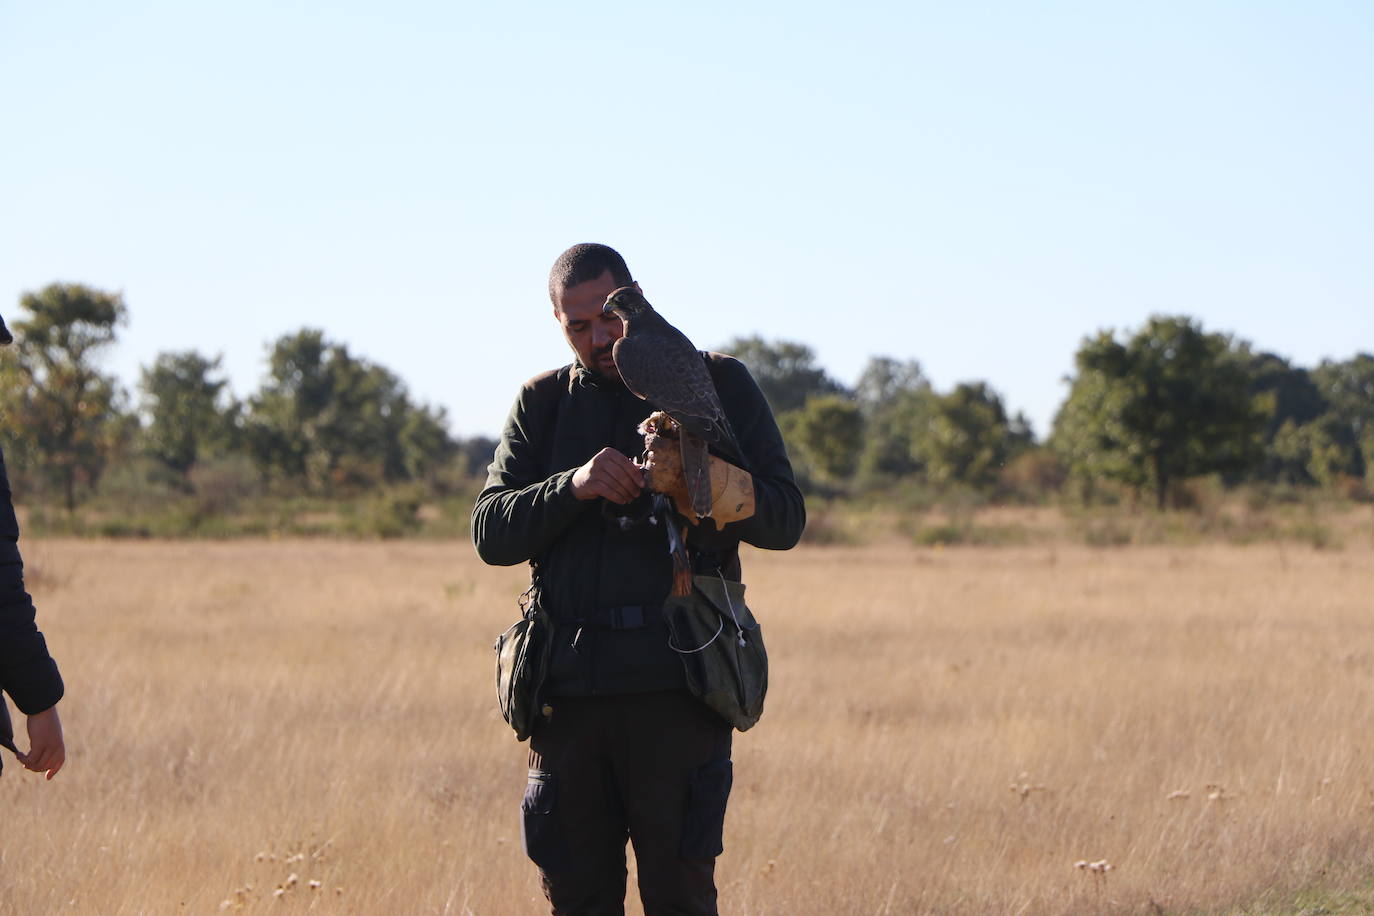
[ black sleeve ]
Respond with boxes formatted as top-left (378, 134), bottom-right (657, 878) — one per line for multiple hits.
top-left (470, 373), bottom-right (592, 567)
top-left (706, 356), bottom-right (806, 550)
top-left (0, 447), bottom-right (64, 716)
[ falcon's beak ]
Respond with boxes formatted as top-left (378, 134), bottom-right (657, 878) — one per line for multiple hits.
top-left (601, 301), bottom-right (617, 317)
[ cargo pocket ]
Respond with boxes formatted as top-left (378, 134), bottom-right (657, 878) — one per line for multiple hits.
top-left (680, 758), bottom-right (733, 860)
top-left (521, 768), bottom-right (565, 870)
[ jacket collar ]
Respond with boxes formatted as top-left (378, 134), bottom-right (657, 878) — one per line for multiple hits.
top-left (569, 361), bottom-right (629, 395)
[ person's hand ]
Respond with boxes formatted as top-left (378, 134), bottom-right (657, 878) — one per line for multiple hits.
top-left (571, 448), bottom-right (644, 505)
top-left (18, 705), bottom-right (65, 780)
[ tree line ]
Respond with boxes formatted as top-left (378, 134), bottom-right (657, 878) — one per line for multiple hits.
top-left (727, 319), bottom-right (1372, 508)
top-left (0, 283), bottom-right (496, 518)
top-left (2, 282), bottom-right (1371, 520)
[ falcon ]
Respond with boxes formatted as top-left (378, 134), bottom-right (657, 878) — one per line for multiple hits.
top-left (602, 287), bottom-right (744, 520)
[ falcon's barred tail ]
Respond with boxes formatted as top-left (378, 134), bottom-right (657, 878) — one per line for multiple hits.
top-left (680, 431), bottom-right (713, 519)
top-left (671, 526), bottom-right (693, 596)
top-left (658, 495), bottom-right (694, 597)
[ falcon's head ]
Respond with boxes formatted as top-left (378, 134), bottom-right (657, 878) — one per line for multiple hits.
top-left (601, 286), bottom-right (654, 320)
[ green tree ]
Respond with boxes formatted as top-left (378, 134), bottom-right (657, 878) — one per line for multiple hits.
top-left (915, 381), bottom-right (1030, 489)
top-left (1249, 352), bottom-right (1327, 439)
top-left (1246, 351), bottom-right (1328, 484)
top-left (854, 357), bottom-right (929, 414)
top-left (1270, 416), bottom-right (1359, 488)
top-left (0, 283), bottom-right (128, 510)
top-left (139, 351), bottom-right (237, 482)
top-left (398, 403), bottom-right (458, 483)
top-left (456, 435), bottom-right (500, 478)
top-left (244, 329), bottom-right (454, 492)
top-left (1311, 353), bottom-right (1374, 483)
top-left (790, 395), bottom-right (866, 482)
top-left (853, 357), bottom-right (931, 482)
top-left (1052, 315), bottom-right (1264, 508)
top-left (717, 336), bottom-right (846, 414)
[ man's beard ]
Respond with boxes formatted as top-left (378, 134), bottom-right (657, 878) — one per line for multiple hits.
top-left (588, 344), bottom-right (621, 381)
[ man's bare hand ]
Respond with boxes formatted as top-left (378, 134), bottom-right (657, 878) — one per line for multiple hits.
top-left (18, 705), bottom-right (65, 780)
top-left (571, 448), bottom-right (645, 505)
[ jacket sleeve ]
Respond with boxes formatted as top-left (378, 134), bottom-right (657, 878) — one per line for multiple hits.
top-left (709, 356), bottom-right (806, 550)
top-left (470, 375), bottom-right (591, 567)
top-left (0, 447), bottom-right (64, 716)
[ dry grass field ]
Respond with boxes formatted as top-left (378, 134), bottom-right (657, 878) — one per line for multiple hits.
top-left (3, 526), bottom-right (1374, 914)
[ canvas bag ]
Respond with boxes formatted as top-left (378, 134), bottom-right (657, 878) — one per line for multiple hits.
top-left (664, 574), bottom-right (768, 731)
top-left (493, 586), bottom-right (551, 742)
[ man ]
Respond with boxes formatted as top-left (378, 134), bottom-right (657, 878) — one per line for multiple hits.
top-left (472, 243), bottom-right (804, 914)
top-left (0, 313), bottom-right (67, 781)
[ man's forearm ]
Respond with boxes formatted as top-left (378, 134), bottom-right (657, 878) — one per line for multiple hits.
top-left (728, 472), bottom-right (805, 549)
top-left (471, 470), bottom-right (588, 566)
top-left (706, 357), bottom-right (806, 550)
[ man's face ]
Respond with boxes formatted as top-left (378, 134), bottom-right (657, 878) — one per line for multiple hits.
top-left (553, 270), bottom-right (635, 381)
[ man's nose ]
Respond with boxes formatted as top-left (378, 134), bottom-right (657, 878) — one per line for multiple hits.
top-left (593, 321), bottom-right (619, 347)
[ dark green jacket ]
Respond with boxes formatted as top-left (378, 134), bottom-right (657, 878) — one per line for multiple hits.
top-left (472, 354), bottom-right (804, 696)
top-left (0, 446), bottom-right (65, 769)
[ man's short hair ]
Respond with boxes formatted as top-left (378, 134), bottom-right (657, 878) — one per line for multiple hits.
top-left (548, 243), bottom-right (633, 305)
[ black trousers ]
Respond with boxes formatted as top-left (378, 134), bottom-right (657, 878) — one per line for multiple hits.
top-left (522, 690), bottom-right (733, 916)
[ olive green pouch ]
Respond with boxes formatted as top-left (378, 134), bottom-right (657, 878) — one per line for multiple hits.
top-left (494, 588), bottom-right (551, 742)
top-left (665, 574), bottom-right (768, 731)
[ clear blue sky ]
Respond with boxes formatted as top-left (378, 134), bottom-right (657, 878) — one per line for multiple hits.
top-left (2, 1), bottom-right (1370, 440)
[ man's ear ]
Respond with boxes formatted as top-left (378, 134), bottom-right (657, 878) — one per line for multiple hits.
top-left (632, 281), bottom-right (642, 294)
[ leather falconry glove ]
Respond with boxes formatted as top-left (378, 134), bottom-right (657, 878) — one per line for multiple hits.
top-left (639, 412), bottom-right (755, 525)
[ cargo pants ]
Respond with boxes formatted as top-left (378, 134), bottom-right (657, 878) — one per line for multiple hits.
top-left (522, 690), bottom-right (733, 916)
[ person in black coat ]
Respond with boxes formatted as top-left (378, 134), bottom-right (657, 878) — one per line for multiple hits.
top-left (0, 312), bottom-right (66, 780)
top-left (473, 244), bottom-right (803, 914)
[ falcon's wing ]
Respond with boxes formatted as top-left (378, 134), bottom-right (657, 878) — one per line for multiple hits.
top-left (613, 327), bottom-right (743, 464)
top-left (679, 430), bottom-right (713, 520)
